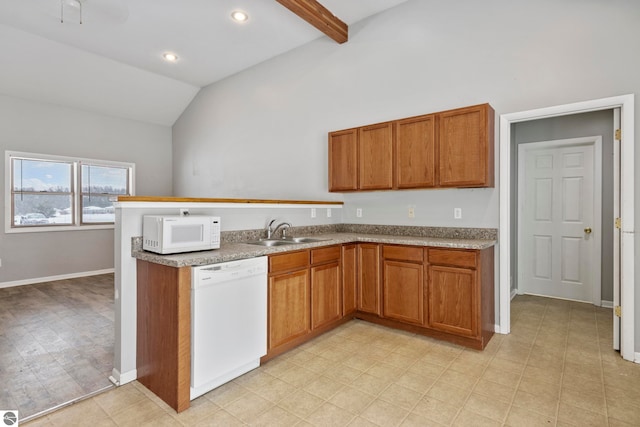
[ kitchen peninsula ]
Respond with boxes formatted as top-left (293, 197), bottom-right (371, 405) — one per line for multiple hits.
top-left (118, 197), bottom-right (496, 412)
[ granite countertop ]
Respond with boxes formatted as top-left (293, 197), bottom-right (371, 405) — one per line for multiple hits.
top-left (132, 232), bottom-right (497, 268)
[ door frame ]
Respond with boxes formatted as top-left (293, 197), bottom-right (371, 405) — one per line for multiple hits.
top-left (499, 94), bottom-right (635, 362)
top-left (517, 136), bottom-right (602, 305)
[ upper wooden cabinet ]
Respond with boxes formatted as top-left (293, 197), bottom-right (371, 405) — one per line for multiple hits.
top-left (328, 103), bottom-right (494, 192)
top-left (395, 114), bottom-right (436, 189)
top-left (328, 128), bottom-right (358, 191)
top-left (359, 123), bottom-right (394, 190)
top-left (438, 104), bottom-right (494, 188)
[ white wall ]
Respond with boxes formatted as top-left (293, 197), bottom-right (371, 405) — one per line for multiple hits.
top-left (172, 0), bottom-right (640, 347)
top-left (0, 94), bottom-right (173, 284)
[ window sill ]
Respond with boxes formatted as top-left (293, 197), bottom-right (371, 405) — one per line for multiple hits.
top-left (5, 224), bottom-right (115, 234)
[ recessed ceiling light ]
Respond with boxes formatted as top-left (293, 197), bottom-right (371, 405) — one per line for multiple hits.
top-left (231, 10), bottom-right (249, 23)
top-left (162, 52), bottom-right (178, 62)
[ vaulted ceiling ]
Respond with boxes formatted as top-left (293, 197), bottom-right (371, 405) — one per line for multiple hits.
top-left (0, 0), bottom-right (408, 125)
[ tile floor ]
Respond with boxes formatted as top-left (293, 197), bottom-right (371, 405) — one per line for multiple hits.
top-left (0, 274), bottom-right (114, 419)
top-left (25, 295), bottom-right (640, 426)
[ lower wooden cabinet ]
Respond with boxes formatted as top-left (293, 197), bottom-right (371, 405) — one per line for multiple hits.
top-left (342, 244), bottom-right (357, 315)
top-left (311, 246), bottom-right (342, 330)
top-left (426, 247), bottom-right (495, 348)
top-left (357, 243), bottom-right (381, 315)
top-left (268, 250), bottom-right (310, 352)
top-left (382, 245), bottom-right (424, 325)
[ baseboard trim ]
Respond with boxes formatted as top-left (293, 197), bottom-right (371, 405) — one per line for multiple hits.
top-left (636, 352), bottom-right (640, 364)
top-left (601, 300), bottom-right (614, 308)
top-left (0, 268), bottom-right (114, 289)
top-left (110, 368), bottom-right (137, 386)
top-left (510, 288), bottom-right (517, 300)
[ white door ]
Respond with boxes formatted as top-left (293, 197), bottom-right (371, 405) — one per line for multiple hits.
top-left (518, 137), bottom-right (602, 303)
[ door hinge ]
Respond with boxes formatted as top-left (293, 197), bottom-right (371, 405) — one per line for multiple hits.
top-left (615, 218), bottom-right (622, 229)
top-left (615, 129), bottom-right (621, 141)
top-left (615, 305), bottom-right (621, 317)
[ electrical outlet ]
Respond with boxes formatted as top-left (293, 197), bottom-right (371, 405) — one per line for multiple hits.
top-left (408, 206), bottom-right (415, 218)
top-left (311, 208), bottom-right (316, 218)
top-left (356, 208), bottom-right (362, 218)
top-left (179, 208), bottom-right (189, 216)
top-left (454, 208), bottom-right (462, 219)
top-left (327, 208), bottom-right (332, 218)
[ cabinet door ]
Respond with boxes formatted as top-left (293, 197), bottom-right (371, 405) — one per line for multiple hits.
top-left (359, 123), bottom-right (393, 190)
top-left (382, 260), bottom-right (424, 325)
top-left (396, 114), bottom-right (436, 188)
top-left (342, 244), bottom-right (357, 316)
top-left (357, 244), bottom-right (380, 314)
top-left (438, 104), bottom-right (494, 187)
top-left (268, 269), bottom-right (310, 350)
top-left (311, 261), bottom-right (341, 330)
top-left (427, 265), bottom-right (478, 337)
top-left (329, 129), bottom-right (358, 192)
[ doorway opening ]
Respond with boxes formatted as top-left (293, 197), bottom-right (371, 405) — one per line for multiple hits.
top-left (499, 94), bottom-right (635, 362)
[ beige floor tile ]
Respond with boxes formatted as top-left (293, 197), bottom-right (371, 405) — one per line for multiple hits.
top-left (349, 373), bottom-right (392, 396)
top-left (394, 371), bottom-right (437, 394)
top-left (558, 401), bottom-right (608, 426)
top-left (481, 366), bottom-right (522, 388)
top-left (342, 355), bottom-right (377, 372)
top-left (250, 377), bottom-right (298, 403)
top-left (328, 386), bottom-right (376, 414)
top-left (93, 383), bottom-right (147, 416)
top-left (365, 362), bottom-right (405, 382)
top-left (378, 383), bottom-right (422, 410)
top-left (400, 412), bottom-right (448, 427)
top-left (47, 399), bottom-right (114, 427)
top-left (407, 360), bottom-right (446, 378)
top-left (606, 397), bottom-right (640, 425)
top-left (438, 367), bottom-right (481, 389)
top-left (278, 365), bottom-right (320, 388)
top-left (452, 408), bottom-right (502, 427)
top-left (303, 375), bottom-right (345, 400)
top-left (511, 389), bottom-right (558, 418)
top-left (260, 357), bottom-right (296, 378)
top-left (463, 392), bottom-right (510, 423)
top-left (194, 409), bottom-right (245, 426)
top-left (347, 416), bottom-right (382, 427)
top-left (518, 375), bottom-right (561, 398)
top-left (411, 396), bottom-right (460, 425)
top-left (323, 363), bottom-right (363, 384)
top-left (223, 390), bottom-right (273, 423)
top-left (249, 405), bottom-right (301, 426)
top-left (472, 378), bottom-right (516, 404)
top-left (305, 402), bottom-right (355, 427)
top-left (204, 381), bottom-right (248, 407)
top-left (303, 355), bottom-right (336, 374)
top-left (448, 358), bottom-right (486, 378)
top-left (169, 395), bottom-right (221, 425)
top-left (108, 398), bottom-right (165, 426)
top-left (426, 381), bottom-right (470, 408)
top-left (277, 391), bottom-right (324, 418)
top-left (504, 405), bottom-right (556, 427)
top-left (522, 364), bottom-right (563, 387)
top-left (560, 386), bottom-right (606, 415)
top-left (360, 398), bottom-right (409, 427)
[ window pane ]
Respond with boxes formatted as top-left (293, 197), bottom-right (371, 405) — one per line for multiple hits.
top-left (82, 195), bottom-right (115, 223)
top-left (82, 164), bottom-right (128, 194)
top-left (13, 194), bottom-right (73, 226)
top-left (12, 158), bottom-right (72, 192)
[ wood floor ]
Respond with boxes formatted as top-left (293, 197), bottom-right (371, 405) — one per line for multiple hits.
top-left (0, 274), bottom-right (114, 420)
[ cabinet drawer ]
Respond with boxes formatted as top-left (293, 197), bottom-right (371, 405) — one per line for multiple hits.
top-left (311, 245), bottom-right (341, 265)
top-left (382, 245), bottom-right (423, 262)
top-left (269, 250), bottom-right (309, 274)
top-left (428, 248), bottom-right (477, 269)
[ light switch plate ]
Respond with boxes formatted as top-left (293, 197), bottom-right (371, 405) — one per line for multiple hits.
top-left (356, 208), bottom-right (362, 218)
top-left (311, 208), bottom-right (316, 218)
top-left (454, 208), bottom-right (462, 219)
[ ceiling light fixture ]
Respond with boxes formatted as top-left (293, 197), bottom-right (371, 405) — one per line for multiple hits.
top-left (231, 10), bottom-right (249, 23)
top-left (162, 52), bottom-right (178, 62)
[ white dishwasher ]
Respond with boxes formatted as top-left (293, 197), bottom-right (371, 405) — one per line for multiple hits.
top-left (191, 256), bottom-right (268, 400)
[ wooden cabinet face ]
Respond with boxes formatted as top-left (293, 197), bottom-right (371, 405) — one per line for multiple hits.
top-left (358, 123), bottom-right (393, 190)
top-left (357, 244), bottom-right (380, 314)
top-left (396, 114), bottom-right (436, 188)
top-left (427, 265), bottom-right (478, 337)
top-left (268, 269), bottom-right (310, 350)
top-left (311, 262), bottom-right (341, 330)
top-left (382, 259), bottom-right (424, 325)
top-left (438, 104), bottom-right (493, 187)
top-left (329, 129), bottom-right (358, 191)
top-left (342, 244), bottom-right (357, 316)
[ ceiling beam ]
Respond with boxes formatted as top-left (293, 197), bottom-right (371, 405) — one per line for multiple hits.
top-left (276, 0), bottom-right (348, 44)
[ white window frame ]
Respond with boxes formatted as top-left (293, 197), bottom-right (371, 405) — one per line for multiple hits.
top-left (5, 151), bottom-right (135, 233)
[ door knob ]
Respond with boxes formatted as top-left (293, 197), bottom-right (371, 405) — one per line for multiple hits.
top-left (584, 227), bottom-right (592, 234)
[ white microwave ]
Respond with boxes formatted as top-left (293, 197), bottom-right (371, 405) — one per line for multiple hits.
top-left (143, 215), bottom-right (220, 254)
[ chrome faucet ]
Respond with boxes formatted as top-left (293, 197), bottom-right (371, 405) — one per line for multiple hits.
top-left (266, 219), bottom-right (292, 239)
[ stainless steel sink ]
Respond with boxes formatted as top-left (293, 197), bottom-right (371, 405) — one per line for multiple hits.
top-left (245, 239), bottom-right (297, 247)
top-left (282, 237), bottom-right (327, 243)
top-left (245, 236), bottom-right (327, 246)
